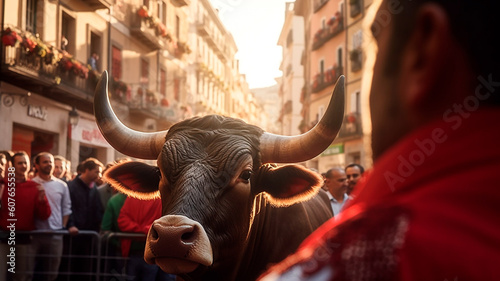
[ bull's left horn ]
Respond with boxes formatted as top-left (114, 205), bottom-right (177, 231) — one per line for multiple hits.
top-left (260, 75), bottom-right (345, 164)
top-left (94, 71), bottom-right (166, 160)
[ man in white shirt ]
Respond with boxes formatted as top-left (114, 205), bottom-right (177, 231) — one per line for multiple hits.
top-left (32, 152), bottom-right (72, 281)
top-left (324, 167), bottom-right (349, 217)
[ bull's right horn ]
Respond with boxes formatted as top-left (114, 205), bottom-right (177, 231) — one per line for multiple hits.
top-left (94, 71), bottom-right (166, 160)
top-left (260, 75), bottom-right (345, 164)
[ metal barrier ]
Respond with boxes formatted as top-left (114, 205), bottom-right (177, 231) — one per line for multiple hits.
top-left (0, 230), bottom-right (169, 281)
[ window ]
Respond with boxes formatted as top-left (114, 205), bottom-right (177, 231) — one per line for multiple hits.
top-left (158, 0), bottom-right (167, 25)
top-left (141, 59), bottom-right (149, 82)
top-left (350, 91), bottom-right (360, 113)
top-left (337, 47), bottom-right (343, 67)
top-left (176, 15), bottom-right (181, 40)
top-left (353, 30), bottom-right (363, 49)
top-left (26, 0), bottom-right (37, 33)
top-left (174, 78), bottom-right (180, 101)
top-left (320, 59), bottom-right (325, 81)
top-left (160, 69), bottom-right (167, 96)
top-left (111, 46), bottom-right (122, 80)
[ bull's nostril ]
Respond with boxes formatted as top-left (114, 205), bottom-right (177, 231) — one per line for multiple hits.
top-left (181, 231), bottom-right (194, 242)
top-left (150, 226), bottom-right (159, 240)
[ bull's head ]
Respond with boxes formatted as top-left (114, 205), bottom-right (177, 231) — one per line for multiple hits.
top-left (94, 71), bottom-right (344, 279)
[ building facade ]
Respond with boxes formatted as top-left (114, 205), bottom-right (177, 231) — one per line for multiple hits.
top-left (1, 0), bottom-right (266, 170)
top-left (290, 0), bottom-right (374, 172)
top-left (277, 2), bottom-right (305, 136)
top-left (0, 0), bottom-right (114, 170)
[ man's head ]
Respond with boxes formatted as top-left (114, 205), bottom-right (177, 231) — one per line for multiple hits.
top-left (324, 167), bottom-right (348, 198)
top-left (345, 163), bottom-right (364, 194)
top-left (53, 155), bottom-right (67, 179)
top-left (79, 158), bottom-right (104, 185)
top-left (34, 152), bottom-right (54, 178)
top-left (369, 0), bottom-right (500, 161)
top-left (11, 151), bottom-right (30, 179)
top-left (0, 151), bottom-right (13, 180)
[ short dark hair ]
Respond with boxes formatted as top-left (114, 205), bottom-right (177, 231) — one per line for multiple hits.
top-left (0, 151), bottom-right (13, 163)
top-left (387, 0), bottom-right (500, 105)
top-left (34, 152), bottom-right (53, 165)
top-left (12, 151), bottom-right (29, 164)
top-left (345, 163), bottom-right (364, 174)
top-left (80, 157), bottom-right (104, 172)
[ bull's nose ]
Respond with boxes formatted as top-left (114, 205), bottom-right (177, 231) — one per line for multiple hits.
top-left (145, 215), bottom-right (213, 273)
top-left (148, 223), bottom-right (197, 257)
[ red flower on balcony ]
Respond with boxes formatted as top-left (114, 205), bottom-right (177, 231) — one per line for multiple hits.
top-left (2, 28), bottom-right (23, 47)
top-left (161, 98), bottom-right (169, 107)
top-left (156, 22), bottom-right (167, 37)
top-left (137, 6), bottom-right (150, 18)
top-left (59, 57), bottom-right (73, 72)
top-left (22, 36), bottom-right (37, 52)
top-left (347, 114), bottom-right (356, 123)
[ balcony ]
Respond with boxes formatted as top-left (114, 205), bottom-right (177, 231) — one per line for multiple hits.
top-left (196, 17), bottom-right (211, 37)
top-left (311, 65), bottom-right (343, 93)
top-left (1, 28), bottom-right (97, 113)
top-left (312, 13), bottom-right (344, 51)
top-left (81, 0), bottom-right (111, 10)
top-left (171, 0), bottom-right (190, 7)
top-left (131, 8), bottom-right (165, 51)
top-left (338, 112), bottom-right (363, 138)
top-left (314, 0), bottom-right (329, 12)
top-left (350, 0), bottom-right (362, 18)
top-left (110, 83), bottom-right (178, 126)
top-left (64, 0), bottom-right (111, 11)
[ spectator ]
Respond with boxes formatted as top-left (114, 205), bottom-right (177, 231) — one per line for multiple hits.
top-left (259, 0), bottom-right (500, 280)
top-left (323, 167), bottom-right (349, 217)
top-left (344, 163), bottom-right (365, 195)
top-left (61, 35), bottom-right (68, 52)
top-left (98, 158), bottom-right (131, 210)
top-left (32, 152), bottom-right (72, 281)
top-left (0, 151), bottom-right (12, 209)
top-left (67, 157), bottom-right (104, 281)
top-left (100, 192), bottom-right (127, 280)
top-left (53, 155), bottom-right (68, 183)
top-left (0, 151), bottom-right (51, 281)
top-left (87, 52), bottom-right (99, 72)
top-left (118, 196), bottom-right (176, 281)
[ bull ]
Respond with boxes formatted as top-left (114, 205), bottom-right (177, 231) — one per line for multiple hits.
top-left (94, 71), bottom-right (344, 281)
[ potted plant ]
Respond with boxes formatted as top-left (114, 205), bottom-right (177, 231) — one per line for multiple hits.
top-left (2, 28), bottom-right (23, 47)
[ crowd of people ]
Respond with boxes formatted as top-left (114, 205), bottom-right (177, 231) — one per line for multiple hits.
top-left (0, 150), bottom-right (175, 281)
top-left (317, 163), bottom-right (365, 218)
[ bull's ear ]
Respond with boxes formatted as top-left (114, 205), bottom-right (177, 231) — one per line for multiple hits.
top-left (104, 161), bottom-right (161, 200)
top-left (252, 164), bottom-right (323, 207)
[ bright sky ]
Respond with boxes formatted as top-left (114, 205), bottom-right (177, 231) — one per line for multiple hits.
top-left (209, 0), bottom-right (292, 89)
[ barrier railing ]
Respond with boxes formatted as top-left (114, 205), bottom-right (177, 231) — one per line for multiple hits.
top-left (0, 230), bottom-right (156, 281)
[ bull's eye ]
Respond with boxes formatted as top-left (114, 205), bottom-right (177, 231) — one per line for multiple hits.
top-left (239, 170), bottom-right (252, 182)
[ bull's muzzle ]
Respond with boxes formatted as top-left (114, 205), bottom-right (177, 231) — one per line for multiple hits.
top-left (145, 215), bottom-right (213, 274)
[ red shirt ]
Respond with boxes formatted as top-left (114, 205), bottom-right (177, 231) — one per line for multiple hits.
top-left (1, 179), bottom-right (51, 231)
top-left (259, 109), bottom-right (500, 281)
top-left (118, 196), bottom-right (162, 256)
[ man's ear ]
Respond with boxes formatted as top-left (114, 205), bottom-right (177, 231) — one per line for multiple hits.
top-left (104, 161), bottom-right (161, 200)
top-left (252, 164), bottom-right (323, 207)
top-left (399, 3), bottom-right (453, 109)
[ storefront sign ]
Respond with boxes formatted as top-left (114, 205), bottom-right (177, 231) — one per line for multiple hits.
top-left (27, 105), bottom-right (47, 120)
top-left (72, 118), bottom-right (111, 148)
top-left (321, 143), bottom-right (344, 156)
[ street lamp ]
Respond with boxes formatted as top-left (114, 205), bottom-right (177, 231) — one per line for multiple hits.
top-left (69, 106), bottom-right (79, 127)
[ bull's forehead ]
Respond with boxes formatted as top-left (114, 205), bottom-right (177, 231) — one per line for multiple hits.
top-left (159, 132), bottom-right (256, 181)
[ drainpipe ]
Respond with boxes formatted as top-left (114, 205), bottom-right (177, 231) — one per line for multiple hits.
top-left (107, 4), bottom-right (112, 74)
